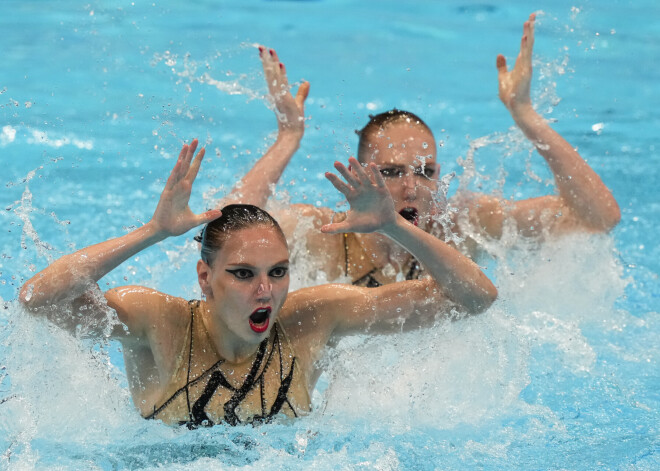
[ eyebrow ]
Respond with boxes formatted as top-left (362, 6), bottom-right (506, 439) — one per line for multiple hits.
top-left (226, 259), bottom-right (290, 268)
top-left (379, 163), bottom-right (437, 169)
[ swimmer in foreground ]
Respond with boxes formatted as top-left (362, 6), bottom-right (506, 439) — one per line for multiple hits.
top-left (230, 14), bottom-right (621, 286)
top-left (18, 140), bottom-right (496, 426)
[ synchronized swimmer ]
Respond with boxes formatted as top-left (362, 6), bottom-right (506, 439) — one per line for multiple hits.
top-left (228, 13), bottom-right (620, 286)
top-left (19, 139), bottom-right (495, 426)
top-left (18, 13), bottom-right (619, 427)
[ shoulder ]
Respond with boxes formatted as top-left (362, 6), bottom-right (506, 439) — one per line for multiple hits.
top-left (272, 204), bottom-right (346, 278)
top-left (274, 203), bottom-right (336, 233)
top-left (450, 191), bottom-right (507, 239)
top-left (279, 283), bottom-right (370, 333)
top-left (105, 286), bottom-right (191, 337)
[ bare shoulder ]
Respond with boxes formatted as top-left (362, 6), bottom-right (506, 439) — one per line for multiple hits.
top-left (272, 204), bottom-right (346, 279)
top-left (279, 283), bottom-right (367, 335)
top-left (274, 203), bottom-right (335, 234)
top-left (105, 286), bottom-right (190, 337)
top-left (450, 192), bottom-right (506, 239)
top-left (278, 283), bottom-right (368, 369)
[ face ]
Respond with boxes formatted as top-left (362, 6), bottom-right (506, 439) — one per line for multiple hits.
top-left (197, 226), bottom-right (290, 345)
top-left (359, 121), bottom-right (439, 230)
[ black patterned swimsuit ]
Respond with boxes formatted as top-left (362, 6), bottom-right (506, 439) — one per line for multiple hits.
top-left (343, 233), bottom-right (421, 287)
top-left (146, 301), bottom-right (304, 427)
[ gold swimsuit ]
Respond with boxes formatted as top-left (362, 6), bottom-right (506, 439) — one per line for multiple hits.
top-left (147, 301), bottom-right (310, 427)
top-left (343, 232), bottom-right (421, 287)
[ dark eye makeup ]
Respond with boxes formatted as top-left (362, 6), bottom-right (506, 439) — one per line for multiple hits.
top-left (226, 266), bottom-right (288, 280)
top-left (269, 266), bottom-right (289, 278)
top-left (226, 268), bottom-right (254, 279)
top-left (379, 167), bottom-right (405, 178)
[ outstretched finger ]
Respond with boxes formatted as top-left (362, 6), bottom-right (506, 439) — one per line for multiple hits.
top-left (259, 46), bottom-right (282, 95)
top-left (187, 146), bottom-right (206, 183)
top-left (267, 48), bottom-right (291, 96)
top-left (184, 139), bottom-right (198, 166)
top-left (165, 159), bottom-right (183, 190)
top-left (368, 163), bottom-right (386, 188)
top-left (347, 156), bottom-right (371, 184)
top-left (334, 161), bottom-right (360, 188)
top-left (325, 171), bottom-right (352, 196)
top-left (166, 144), bottom-right (189, 189)
top-left (519, 14), bottom-right (535, 66)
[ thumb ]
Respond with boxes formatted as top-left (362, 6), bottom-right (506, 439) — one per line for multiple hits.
top-left (320, 221), bottom-right (349, 234)
top-left (295, 81), bottom-right (310, 110)
top-left (197, 209), bottom-right (223, 226)
top-left (496, 54), bottom-right (508, 77)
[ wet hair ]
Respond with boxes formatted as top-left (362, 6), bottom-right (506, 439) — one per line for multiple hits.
top-left (194, 204), bottom-right (286, 265)
top-left (355, 109), bottom-right (434, 163)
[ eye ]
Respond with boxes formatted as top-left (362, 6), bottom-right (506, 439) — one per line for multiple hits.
top-left (413, 166), bottom-right (435, 179)
top-left (226, 268), bottom-right (254, 280)
top-left (269, 266), bottom-right (289, 278)
top-left (379, 167), bottom-right (404, 178)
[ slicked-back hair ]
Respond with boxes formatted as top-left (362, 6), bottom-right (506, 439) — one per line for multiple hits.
top-left (356, 109), bottom-right (434, 163)
top-left (194, 204), bottom-right (286, 265)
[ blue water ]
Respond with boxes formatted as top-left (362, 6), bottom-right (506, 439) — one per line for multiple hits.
top-left (1, 1), bottom-right (659, 469)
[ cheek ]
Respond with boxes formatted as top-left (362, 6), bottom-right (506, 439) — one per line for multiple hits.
top-left (273, 278), bottom-right (289, 300)
top-left (417, 179), bottom-right (437, 194)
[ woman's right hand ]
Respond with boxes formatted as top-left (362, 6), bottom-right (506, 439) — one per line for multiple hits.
top-left (259, 45), bottom-right (310, 138)
top-left (150, 139), bottom-right (222, 237)
top-left (321, 157), bottom-right (398, 234)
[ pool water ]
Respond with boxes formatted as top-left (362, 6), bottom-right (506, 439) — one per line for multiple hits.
top-left (1, 1), bottom-right (658, 469)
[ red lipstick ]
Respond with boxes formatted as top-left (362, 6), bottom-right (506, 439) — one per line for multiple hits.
top-left (249, 307), bottom-right (271, 333)
top-left (399, 207), bottom-right (419, 226)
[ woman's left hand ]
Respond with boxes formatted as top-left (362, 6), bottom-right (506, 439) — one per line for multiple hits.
top-left (321, 157), bottom-right (398, 234)
top-left (150, 139), bottom-right (222, 237)
top-left (497, 13), bottom-right (536, 113)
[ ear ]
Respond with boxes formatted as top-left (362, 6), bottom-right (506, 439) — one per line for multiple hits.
top-left (197, 259), bottom-right (213, 298)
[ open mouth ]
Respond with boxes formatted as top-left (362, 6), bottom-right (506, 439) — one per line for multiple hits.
top-left (399, 207), bottom-right (419, 226)
top-left (249, 307), bottom-right (271, 333)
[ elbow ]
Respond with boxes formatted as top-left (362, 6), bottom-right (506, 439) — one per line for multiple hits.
top-left (468, 282), bottom-right (498, 316)
top-left (592, 199), bottom-right (621, 234)
top-left (460, 278), bottom-right (498, 317)
top-left (604, 201), bottom-right (621, 232)
top-left (18, 281), bottom-right (37, 309)
top-left (18, 277), bottom-right (48, 311)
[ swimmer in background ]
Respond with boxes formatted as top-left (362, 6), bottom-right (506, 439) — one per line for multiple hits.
top-left (228, 14), bottom-right (621, 286)
top-left (18, 139), bottom-right (496, 426)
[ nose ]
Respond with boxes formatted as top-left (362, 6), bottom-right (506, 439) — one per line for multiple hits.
top-left (256, 276), bottom-right (273, 299)
top-left (402, 172), bottom-right (417, 200)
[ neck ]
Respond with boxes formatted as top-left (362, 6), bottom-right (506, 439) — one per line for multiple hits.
top-left (199, 301), bottom-right (261, 364)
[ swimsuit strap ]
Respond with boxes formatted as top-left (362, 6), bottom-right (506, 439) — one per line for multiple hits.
top-left (146, 300), bottom-right (202, 421)
top-left (147, 308), bottom-right (298, 426)
top-left (352, 269), bottom-right (382, 288)
top-left (405, 257), bottom-right (421, 280)
top-left (343, 232), bottom-right (350, 275)
top-left (344, 232), bottom-right (380, 287)
top-left (190, 323), bottom-right (297, 427)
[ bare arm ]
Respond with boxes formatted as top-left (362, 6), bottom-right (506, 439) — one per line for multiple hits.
top-left (321, 158), bottom-right (497, 314)
top-left (223, 46), bottom-right (310, 207)
top-left (472, 13), bottom-right (620, 238)
top-left (19, 140), bottom-right (221, 336)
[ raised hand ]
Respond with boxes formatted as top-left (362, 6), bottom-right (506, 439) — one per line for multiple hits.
top-left (151, 139), bottom-right (222, 236)
top-left (259, 45), bottom-right (310, 137)
top-left (321, 157), bottom-right (398, 234)
top-left (497, 13), bottom-right (535, 113)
